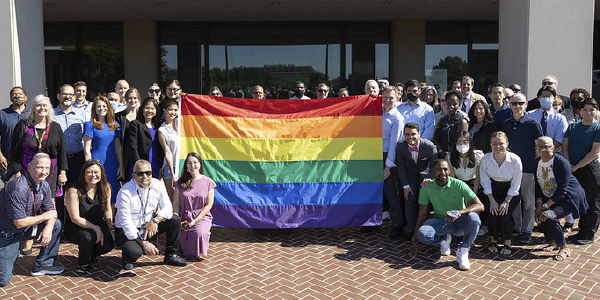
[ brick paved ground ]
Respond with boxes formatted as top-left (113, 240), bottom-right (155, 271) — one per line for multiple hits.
top-left (2, 223), bottom-right (600, 300)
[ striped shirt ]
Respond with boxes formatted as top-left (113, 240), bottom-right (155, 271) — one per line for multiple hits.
top-left (0, 172), bottom-right (53, 233)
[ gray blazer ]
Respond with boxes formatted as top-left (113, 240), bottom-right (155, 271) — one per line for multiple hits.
top-left (395, 138), bottom-right (438, 191)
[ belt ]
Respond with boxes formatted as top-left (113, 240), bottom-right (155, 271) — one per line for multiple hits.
top-left (67, 151), bottom-right (82, 158)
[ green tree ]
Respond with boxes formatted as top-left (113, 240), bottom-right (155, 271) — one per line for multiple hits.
top-left (432, 56), bottom-right (468, 90)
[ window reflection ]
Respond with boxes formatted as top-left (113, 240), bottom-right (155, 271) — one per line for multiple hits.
top-left (208, 44), bottom-right (340, 99)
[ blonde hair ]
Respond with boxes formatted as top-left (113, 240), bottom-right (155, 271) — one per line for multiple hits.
top-left (26, 95), bottom-right (54, 125)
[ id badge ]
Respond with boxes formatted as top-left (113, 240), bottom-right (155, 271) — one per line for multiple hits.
top-left (31, 225), bottom-right (38, 237)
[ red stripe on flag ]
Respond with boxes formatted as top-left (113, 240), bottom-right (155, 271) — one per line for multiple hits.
top-left (181, 94), bottom-right (382, 118)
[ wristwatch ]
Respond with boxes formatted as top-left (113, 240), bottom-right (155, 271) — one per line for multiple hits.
top-left (152, 217), bottom-right (160, 224)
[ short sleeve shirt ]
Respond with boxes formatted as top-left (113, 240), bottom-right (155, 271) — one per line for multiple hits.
top-left (0, 172), bottom-right (53, 233)
top-left (418, 177), bottom-right (476, 219)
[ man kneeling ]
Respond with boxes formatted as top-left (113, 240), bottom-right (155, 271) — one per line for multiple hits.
top-left (410, 159), bottom-right (484, 270)
top-left (115, 160), bottom-right (187, 270)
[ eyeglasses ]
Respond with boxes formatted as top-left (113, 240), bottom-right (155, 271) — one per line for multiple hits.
top-left (61, 93), bottom-right (75, 97)
top-left (318, 89), bottom-right (328, 93)
top-left (542, 81), bottom-right (555, 86)
top-left (571, 97), bottom-right (584, 101)
top-left (134, 171), bottom-right (152, 177)
top-left (167, 88), bottom-right (180, 92)
top-left (510, 102), bottom-right (526, 106)
top-left (148, 89), bottom-right (160, 94)
top-left (535, 145), bottom-right (552, 150)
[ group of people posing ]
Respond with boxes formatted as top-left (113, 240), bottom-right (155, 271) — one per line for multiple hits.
top-left (378, 75), bottom-right (596, 270)
top-left (0, 74), bottom-right (597, 286)
top-left (0, 80), bottom-right (216, 287)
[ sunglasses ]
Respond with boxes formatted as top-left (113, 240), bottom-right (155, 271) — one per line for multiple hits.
top-left (211, 92), bottom-right (221, 96)
top-left (510, 102), bottom-right (526, 106)
top-left (134, 171), bottom-right (152, 177)
top-left (148, 89), bottom-right (160, 94)
top-left (542, 81), bottom-right (555, 85)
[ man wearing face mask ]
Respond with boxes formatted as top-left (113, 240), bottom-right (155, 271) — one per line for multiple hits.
top-left (397, 79), bottom-right (435, 140)
top-left (289, 81), bottom-right (310, 100)
top-left (528, 86), bottom-right (568, 154)
top-left (561, 88), bottom-right (600, 124)
top-left (0, 87), bottom-right (28, 181)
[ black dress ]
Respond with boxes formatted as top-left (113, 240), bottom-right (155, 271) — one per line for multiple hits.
top-left (65, 193), bottom-right (114, 266)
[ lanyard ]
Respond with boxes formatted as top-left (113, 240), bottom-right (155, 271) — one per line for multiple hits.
top-left (34, 125), bottom-right (49, 151)
top-left (136, 188), bottom-right (151, 227)
top-left (25, 176), bottom-right (37, 216)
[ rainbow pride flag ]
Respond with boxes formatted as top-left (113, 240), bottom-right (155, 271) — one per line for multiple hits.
top-left (180, 94), bottom-right (383, 228)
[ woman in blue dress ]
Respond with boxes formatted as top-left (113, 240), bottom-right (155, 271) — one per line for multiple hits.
top-left (83, 95), bottom-right (120, 203)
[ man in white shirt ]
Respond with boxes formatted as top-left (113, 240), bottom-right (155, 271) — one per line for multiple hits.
top-left (115, 160), bottom-right (187, 270)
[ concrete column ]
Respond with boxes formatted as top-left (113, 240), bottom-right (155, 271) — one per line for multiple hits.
top-left (0, 0), bottom-right (45, 107)
top-left (390, 20), bottom-right (426, 84)
top-left (499, 0), bottom-right (594, 98)
top-left (123, 21), bottom-right (159, 91)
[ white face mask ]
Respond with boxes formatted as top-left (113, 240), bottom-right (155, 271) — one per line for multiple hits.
top-left (456, 144), bottom-right (470, 154)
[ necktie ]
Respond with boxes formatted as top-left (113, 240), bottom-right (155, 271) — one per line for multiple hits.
top-left (461, 96), bottom-right (467, 112)
top-left (541, 111), bottom-right (548, 136)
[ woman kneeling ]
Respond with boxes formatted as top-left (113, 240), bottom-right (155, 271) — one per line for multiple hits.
top-left (65, 159), bottom-right (115, 271)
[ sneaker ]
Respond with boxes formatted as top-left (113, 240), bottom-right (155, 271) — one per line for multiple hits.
top-left (440, 234), bottom-right (451, 256)
top-left (382, 211), bottom-right (390, 221)
top-left (455, 247), bottom-right (470, 270)
top-left (122, 260), bottom-right (134, 270)
top-left (518, 232), bottom-right (532, 244)
top-left (31, 265), bottom-right (65, 276)
top-left (164, 254), bottom-right (188, 267)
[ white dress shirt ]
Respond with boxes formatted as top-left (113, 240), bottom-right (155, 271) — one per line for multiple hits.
top-left (479, 152), bottom-right (523, 196)
top-left (115, 177), bottom-right (173, 240)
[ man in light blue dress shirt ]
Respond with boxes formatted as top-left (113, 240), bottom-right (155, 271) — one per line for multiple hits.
top-left (396, 79), bottom-right (435, 140)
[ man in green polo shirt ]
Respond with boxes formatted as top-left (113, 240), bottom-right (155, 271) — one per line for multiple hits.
top-left (410, 159), bottom-right (484, 270)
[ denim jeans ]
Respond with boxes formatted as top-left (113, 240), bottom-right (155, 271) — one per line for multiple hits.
top-left (417, 212), bottom-right (481, 249)
top-left (0, 230), bottom-right (23, 287)
top-left (25, 220), bottom-right (63, 270)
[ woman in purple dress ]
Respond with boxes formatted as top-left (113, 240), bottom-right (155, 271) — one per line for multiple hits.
top-left (174, 152), bottom-right (216, 260)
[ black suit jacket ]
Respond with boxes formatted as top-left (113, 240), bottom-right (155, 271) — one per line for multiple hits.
top-left (128, 120), bottom-right (164, 170)
top-left (395, 138), bottom-right (438, 191)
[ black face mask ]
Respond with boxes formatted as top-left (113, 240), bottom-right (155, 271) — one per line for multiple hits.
top-left (407, 92), bottom-right (419, 102)
top-left (571, 101), bottom-right (582, 110)
top-left (294, 90), bottom-right (305, 98)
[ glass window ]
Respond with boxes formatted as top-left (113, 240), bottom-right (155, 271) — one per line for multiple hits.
top-left (160, 45), bottom-right (178, 87)
top-left (425, 44), bottom-right (468, 91)
top-left (375, 43), bottom-right (389, 81)
top-left (208, 44), bottom-right (340, 99)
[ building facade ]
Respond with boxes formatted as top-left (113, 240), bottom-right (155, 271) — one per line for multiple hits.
top-left (0, 0), bottom-right (596, 105)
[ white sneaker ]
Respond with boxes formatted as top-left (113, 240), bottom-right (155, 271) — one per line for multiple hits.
top-left (456, 247), bottom-right (470, 270)
top-left (382, 211), bottom-right (390, 221)
top-left (440, 234), bottom-right (451, 256)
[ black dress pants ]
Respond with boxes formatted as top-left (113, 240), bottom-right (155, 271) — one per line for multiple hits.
top-left (115, 215), bottom-right (181, 263)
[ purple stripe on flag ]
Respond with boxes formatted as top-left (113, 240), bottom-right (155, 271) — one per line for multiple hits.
top-left (211, 204), bottom-right (382, 228)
